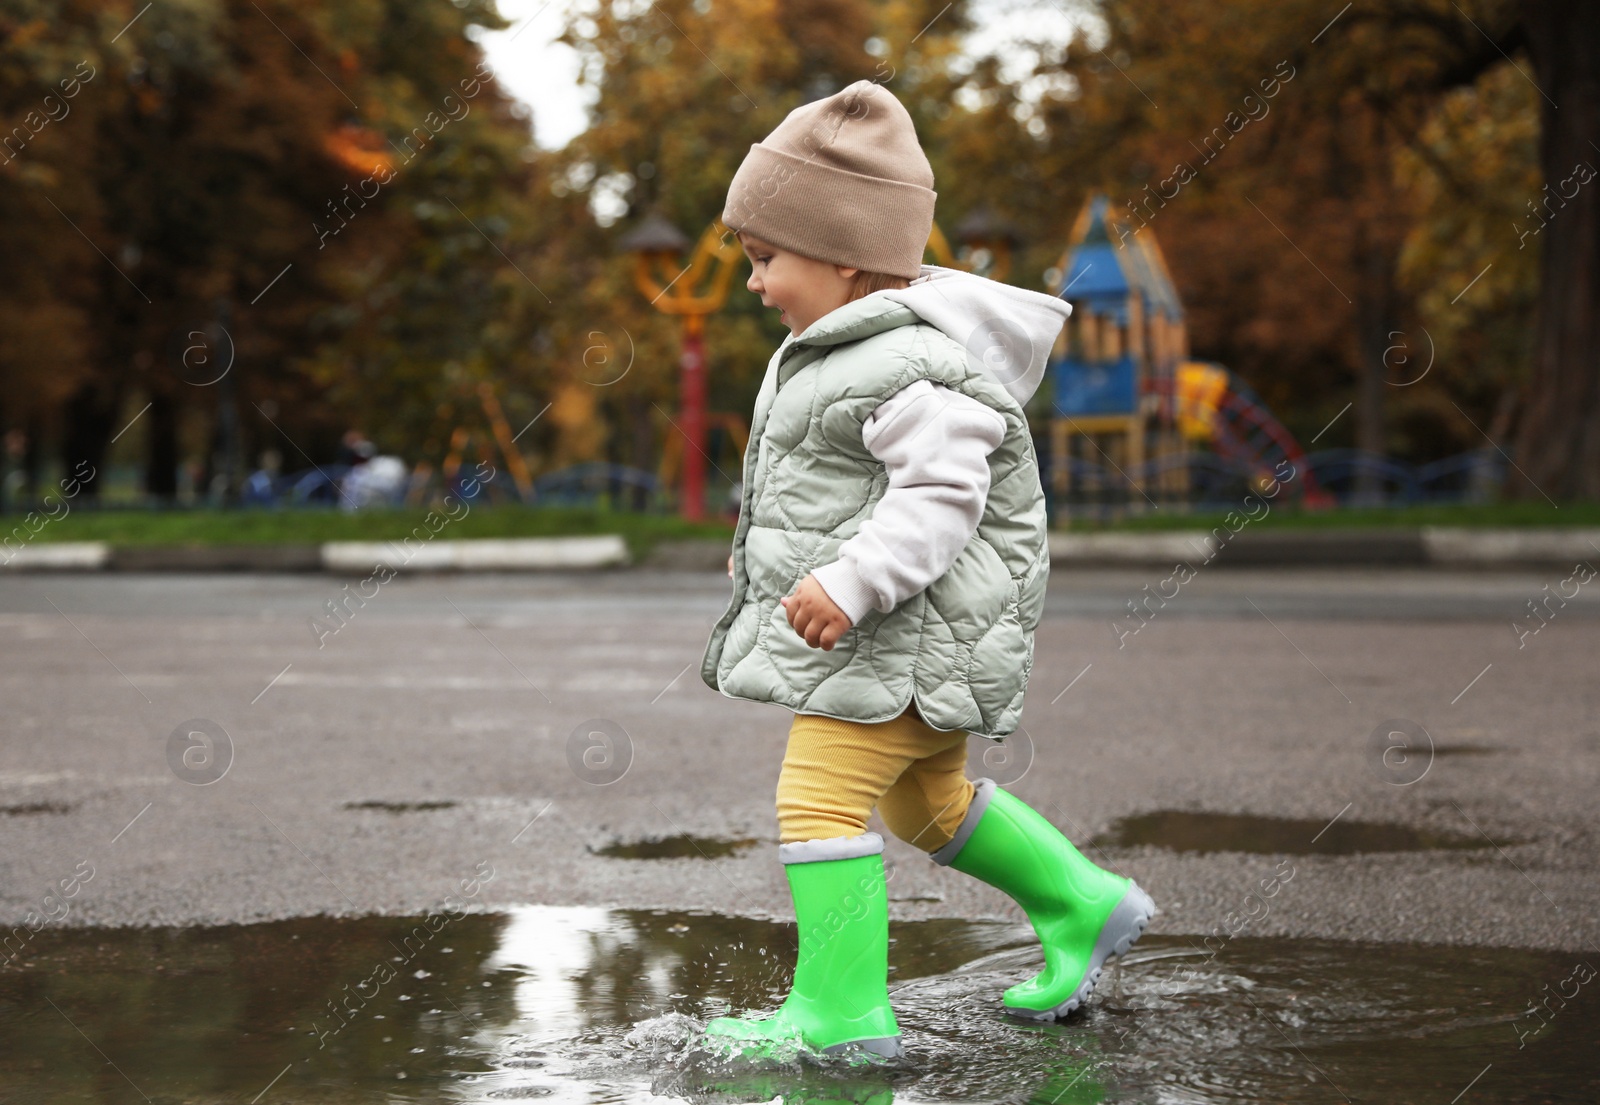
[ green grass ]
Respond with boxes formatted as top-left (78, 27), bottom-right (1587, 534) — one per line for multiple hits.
top-left (1057, 500), bottom-right (1599, 532)
top-left (17, 505), bottom-right (736, 563)
top-left (10, 499), bottom-right (1595, 559)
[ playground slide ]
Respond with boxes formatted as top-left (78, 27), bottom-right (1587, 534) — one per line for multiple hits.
top-left (1175, 361), bottom-right (1332, 504)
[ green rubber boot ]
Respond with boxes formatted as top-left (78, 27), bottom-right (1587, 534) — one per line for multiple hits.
top-left (930, 778), bottom-right (1155, 1019)
top-left (702, 832), bottom-right (902, 1061)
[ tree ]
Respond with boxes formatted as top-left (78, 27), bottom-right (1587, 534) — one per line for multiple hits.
top-left (972, 0), bottom-right (1590, 500)
top-left (0, 0), bottom-right (556, 501)
top-left (1509, 1), bottom-right (1600, 500)
top-left (0, 0), bottom-right (102, 500)
top-left (547, 0), bottom-right (979, 487)
top-left (1303, 0), bottom-right (1598, 499)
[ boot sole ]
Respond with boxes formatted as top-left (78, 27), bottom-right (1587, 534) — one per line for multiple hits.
top-left (705, 1027), bottom-right (903, 1061)
top-left (1004, 880), bottom-right (1156, 1021)
top-left (821, 1035), bottom-right (904, 1059)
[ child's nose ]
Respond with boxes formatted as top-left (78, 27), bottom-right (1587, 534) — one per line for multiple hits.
top-left (746, 270), bottom-right (761, 293)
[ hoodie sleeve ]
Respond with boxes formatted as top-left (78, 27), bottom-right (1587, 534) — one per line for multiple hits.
top-left (810, 379), bottom-right (1008, 626)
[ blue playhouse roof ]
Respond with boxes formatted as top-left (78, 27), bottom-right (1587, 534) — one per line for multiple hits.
top-left (1056, 195), bottom-right (1184, 326)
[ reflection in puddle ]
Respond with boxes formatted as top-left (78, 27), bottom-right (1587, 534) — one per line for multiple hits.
top-left (592, 834), bottom-right (764, 860)
top-left (1, 907), bottom-right (1592, 1103)
top-left (1093, 810), bottom-right (1497, 855)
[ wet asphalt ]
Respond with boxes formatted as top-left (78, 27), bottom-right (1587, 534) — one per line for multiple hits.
top-left (1, 567), bottom-right (1595, 954)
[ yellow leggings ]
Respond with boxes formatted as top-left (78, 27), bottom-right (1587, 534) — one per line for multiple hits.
top-left (776, 702), bottom-right (976, 850)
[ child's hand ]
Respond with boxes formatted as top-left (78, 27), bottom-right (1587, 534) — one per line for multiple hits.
top-left (727, 554), bottom-right (733, 579)
top-left (780, 574), bottom-right (851, 650)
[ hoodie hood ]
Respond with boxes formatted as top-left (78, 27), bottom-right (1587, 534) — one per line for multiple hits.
top-left (876, 264), bottom-right (1072, 406)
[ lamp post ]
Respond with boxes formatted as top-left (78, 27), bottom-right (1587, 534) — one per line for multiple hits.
top-left (617, 211), bottom-right (743, 521)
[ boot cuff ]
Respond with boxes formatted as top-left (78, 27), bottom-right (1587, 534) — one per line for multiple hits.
top-left (929, 777), bottom-right (997, 866)
top-left (778, 831), bottom-right (884, 865)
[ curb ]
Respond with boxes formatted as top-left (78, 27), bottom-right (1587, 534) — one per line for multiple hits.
top-left (1048, 527), bottom-right (1600, 568)
top-left (1420, 526), bottom-right (1600, 566)
top-left (1047, 530), bottom-right (1429, 567)
top-left (321, 536), bottom-right (629, 572)
top-left (110, 544), bottom-right (323, 572)
top-left (3, 528), bottom-right (1598, 572)
top-left (2, 536), bottom-right (629, 573)
top-left (0, 543), bottom-right (111, 570)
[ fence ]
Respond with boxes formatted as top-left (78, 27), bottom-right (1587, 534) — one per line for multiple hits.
top-left (1041, 446), bottom-right (1508, 522)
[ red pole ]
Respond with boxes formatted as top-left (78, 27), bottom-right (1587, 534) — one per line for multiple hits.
top-left (679, 313), bottom-right (707, 521)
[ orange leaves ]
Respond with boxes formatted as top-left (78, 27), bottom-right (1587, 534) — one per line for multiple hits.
top-left (321, 122), bottom-right (393, 178)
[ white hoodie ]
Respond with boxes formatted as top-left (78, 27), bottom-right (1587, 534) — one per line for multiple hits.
top-left (809, 264), bottom-right (1071, 625)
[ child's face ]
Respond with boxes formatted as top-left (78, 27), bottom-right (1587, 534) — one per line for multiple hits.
top-left (738, 231), bottom-right (859, 336)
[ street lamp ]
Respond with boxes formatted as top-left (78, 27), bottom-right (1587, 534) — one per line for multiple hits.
top-left (617, 211), bottom-right (743, 521)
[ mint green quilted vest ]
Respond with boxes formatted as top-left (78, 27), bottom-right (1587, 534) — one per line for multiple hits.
top-left (699, 294), bottom-right (1050, 741)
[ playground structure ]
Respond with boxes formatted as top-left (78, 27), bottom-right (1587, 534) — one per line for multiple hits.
top-left (1172, 360), bottom-right (1332, 505)
top-left (1048, 194), bottom-right (1333, 512)
top-left (248, 196), bottom-right (1475, 515)
top-left (617, 213), bottom-right (749, 521)
top-left (656, 411), bottom-right (748, 503)
top-left (414, 199), bottom-right (1339, 518)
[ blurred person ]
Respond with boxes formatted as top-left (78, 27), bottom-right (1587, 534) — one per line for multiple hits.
top-left (241, 448), bottom-right (282, 507)
top-left (339, 440), bottom-right (408, 511)
top-left (1, 429), bottom-right (29, 513)
top-left (335, 428), bottom-right (369, 469)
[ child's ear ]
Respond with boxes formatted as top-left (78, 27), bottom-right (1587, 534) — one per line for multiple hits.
top-left (836, 265), bottom-right (859, 279)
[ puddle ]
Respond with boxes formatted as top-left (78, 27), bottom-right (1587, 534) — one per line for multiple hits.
top-left (593, 834), bottom-right (763, 860)
top-left (1093, 810), bottom-right (1497, 855)
top-left (0, 801), bottom-right (72, 815)
top-left (1, 907), bottom-right (1593, 1103)
top-left (344, 800), bottom-right (460, 813)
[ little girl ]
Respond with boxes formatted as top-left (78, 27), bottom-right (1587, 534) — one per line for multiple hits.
top-left (698, 79), bottom-right (1155, 1061)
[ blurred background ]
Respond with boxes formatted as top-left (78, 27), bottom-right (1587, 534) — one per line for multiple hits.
top-left (1, 0), bottom-right (1594, 549)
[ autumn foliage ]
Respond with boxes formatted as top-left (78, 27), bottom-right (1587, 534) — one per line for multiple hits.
top-left (0, 0), bottom-right (1589, 503)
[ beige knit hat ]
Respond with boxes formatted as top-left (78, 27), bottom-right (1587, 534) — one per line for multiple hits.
top-left (722, 79), bottom-right (937, 280)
